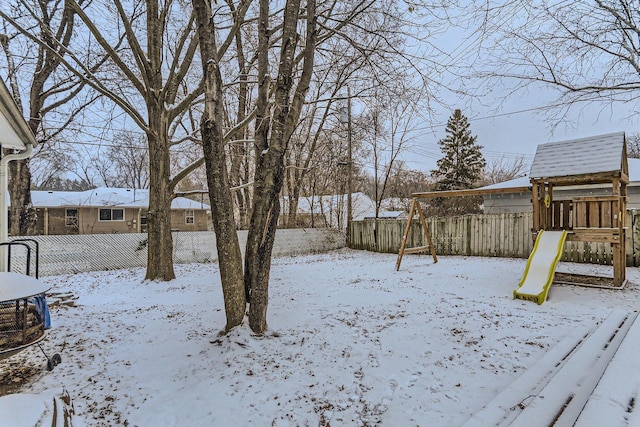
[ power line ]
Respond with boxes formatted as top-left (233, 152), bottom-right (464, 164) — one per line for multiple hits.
top-left (437, 3), bottom-right (527, 71)
top-left (406, 140), bottom-right (534, 160)
top-left (413, 100), bottom-right (575, 135)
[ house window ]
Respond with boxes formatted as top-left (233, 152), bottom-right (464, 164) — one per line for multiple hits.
top-left (140, 211), bottom-right (147, 225)
top-left (185, 210), bottom-right (195, 224)
top-left (99, 208), bottom-right (125, 221)
top-left (65, 208), bottom-right (79, 227)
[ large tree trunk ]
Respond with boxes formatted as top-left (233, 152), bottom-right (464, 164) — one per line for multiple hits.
top-left (284, 142), bottom-right (304, 228)
top-left (244, 0), bottom-right (272, 333)
top-left (144, 0), bottom-right (176, 281)
top-left (144, 110), bottom-right (176, 281)
top-left (7, 160), bottom-right (34, 236)
top-left (230, 23), bottom-right (250, 229)
top-left (193, 0), bottom-right (245, 331)
top-left (285, 193), bottom-right (299, 228)
top-left (245, 0), bottom-right (315, 334)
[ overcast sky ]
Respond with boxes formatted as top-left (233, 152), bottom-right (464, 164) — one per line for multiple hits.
top-left (397, 4), bottom-right (640, 175)
top-left (402, 90), bottom-right (638, 174)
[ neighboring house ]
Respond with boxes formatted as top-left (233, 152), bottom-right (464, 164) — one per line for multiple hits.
top-left (479, 175), bottom-right (534, 213)
top-left (24, 187), bottom-right (210, 235)
top-left (480, 136), bottom-right (640, 214)
top-left (281, 192), bottom-right (377, 229)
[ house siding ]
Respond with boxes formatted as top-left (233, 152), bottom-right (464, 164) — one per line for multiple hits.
top-left (31, 206), bottom-right (208, 235)
top-left (170, 209), bottom-right (209, 232)
top-left (484, 186), bottom-right (640, 214)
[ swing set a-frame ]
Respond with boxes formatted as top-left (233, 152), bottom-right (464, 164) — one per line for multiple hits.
top-left (395, 186), bottom-right (529, 271)
top-left (395, 197), bottom-right (438, 270)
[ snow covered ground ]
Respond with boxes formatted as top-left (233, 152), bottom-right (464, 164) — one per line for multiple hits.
top-left (3, 249), bottom-right (640, 426)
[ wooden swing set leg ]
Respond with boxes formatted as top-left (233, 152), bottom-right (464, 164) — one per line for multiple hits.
top-left (396, 199), bottom-right (416, 271)
top-left (395, 199), bottom-right (438, 271)
top-left (415, 200), bottom-right (438, 264)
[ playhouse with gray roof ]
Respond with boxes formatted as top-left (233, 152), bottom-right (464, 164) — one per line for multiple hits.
top-left (529, 132), bottom-right (628, 287)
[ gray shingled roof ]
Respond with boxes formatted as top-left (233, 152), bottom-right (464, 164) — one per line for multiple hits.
top-left (529, 132), bottom-right (626, 179)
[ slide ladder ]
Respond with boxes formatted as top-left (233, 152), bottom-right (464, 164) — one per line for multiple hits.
top-left (513, 230), bottom-right (567, 304)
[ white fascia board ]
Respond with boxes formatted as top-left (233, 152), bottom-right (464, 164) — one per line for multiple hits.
top-left (0, 78), bottom-right (37, 150)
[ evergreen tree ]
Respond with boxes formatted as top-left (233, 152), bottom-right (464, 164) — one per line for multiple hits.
top-left (432, 109), bottom-right (486, 191)
top-left (428, 109), bottom-right (486, 216)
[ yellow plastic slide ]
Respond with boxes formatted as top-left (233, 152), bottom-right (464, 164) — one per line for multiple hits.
top-left (514, 230), bottom-right (568, 305)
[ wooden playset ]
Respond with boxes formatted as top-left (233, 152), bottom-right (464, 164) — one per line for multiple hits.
top-left (528, 132), bottom-right (628, 288)
top-left (397, 132), bottom-right (629, 291)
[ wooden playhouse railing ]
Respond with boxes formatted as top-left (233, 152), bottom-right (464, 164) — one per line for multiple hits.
top-left (537, 196), bottom-right (624, 242)
top-left (532, 178), bottom-right (627, 287)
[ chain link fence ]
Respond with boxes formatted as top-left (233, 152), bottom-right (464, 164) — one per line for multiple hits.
top-left (5, 229), bottom-right (346, 277)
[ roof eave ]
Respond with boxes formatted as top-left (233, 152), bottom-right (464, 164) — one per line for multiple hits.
top-left (530, 170), bottom-right (629, 186)
top-left (0, 78), bottom-right (37, 150)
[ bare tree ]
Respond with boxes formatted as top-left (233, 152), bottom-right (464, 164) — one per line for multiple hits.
top-left (373, 162), bottom-right (429, 210)
top-left (364, 94), bottom-right (421, 220)
top-left (628, 132), bottom-right (640, 159)
top-left (279, 14), bottom-right (365, 229)
top-left (69, 0), bottom-right (200, 281)
top-left (84, 132), bottom-right (150, 189)
top-left (480, 1), bottom-right (640, 114)
top-left (0, 1), bottom-right (99, 235)
top-left (225, 2), bottom-right (254, 230)
top-left (106, 131), bottom-right (150, 189)
top-left (242, 0), bottom-right (317, 334)
top-left (283, 88), bottom-right (345, 228)
top-left (239, 0), bottom-right (455, 332)
top-left (192, 0), bottom-right (247, 332)
top-left (2, 0), bottom-right (250, 280)
top-left (481, 154), bottom-right (527, 185)
top-left (288, 124), bottom-right (365, 228)
top-left (279, 0), bottom-right (457, 230)
top-left (29, 141), bottom-right (77, 188)
top-left (33, 176), bottom-right (92, 191)
top-left (193, 0), bottom-right (319, 334)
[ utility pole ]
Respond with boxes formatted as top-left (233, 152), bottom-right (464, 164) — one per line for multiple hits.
top-left (346, 86), bottom-right (353, 247)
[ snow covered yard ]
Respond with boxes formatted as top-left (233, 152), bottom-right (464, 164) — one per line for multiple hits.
top-left (3, 249), bottom-right (640, 426)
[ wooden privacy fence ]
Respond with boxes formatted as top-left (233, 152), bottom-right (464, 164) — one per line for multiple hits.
top-left (349, 210), bottom-right (640, 267)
